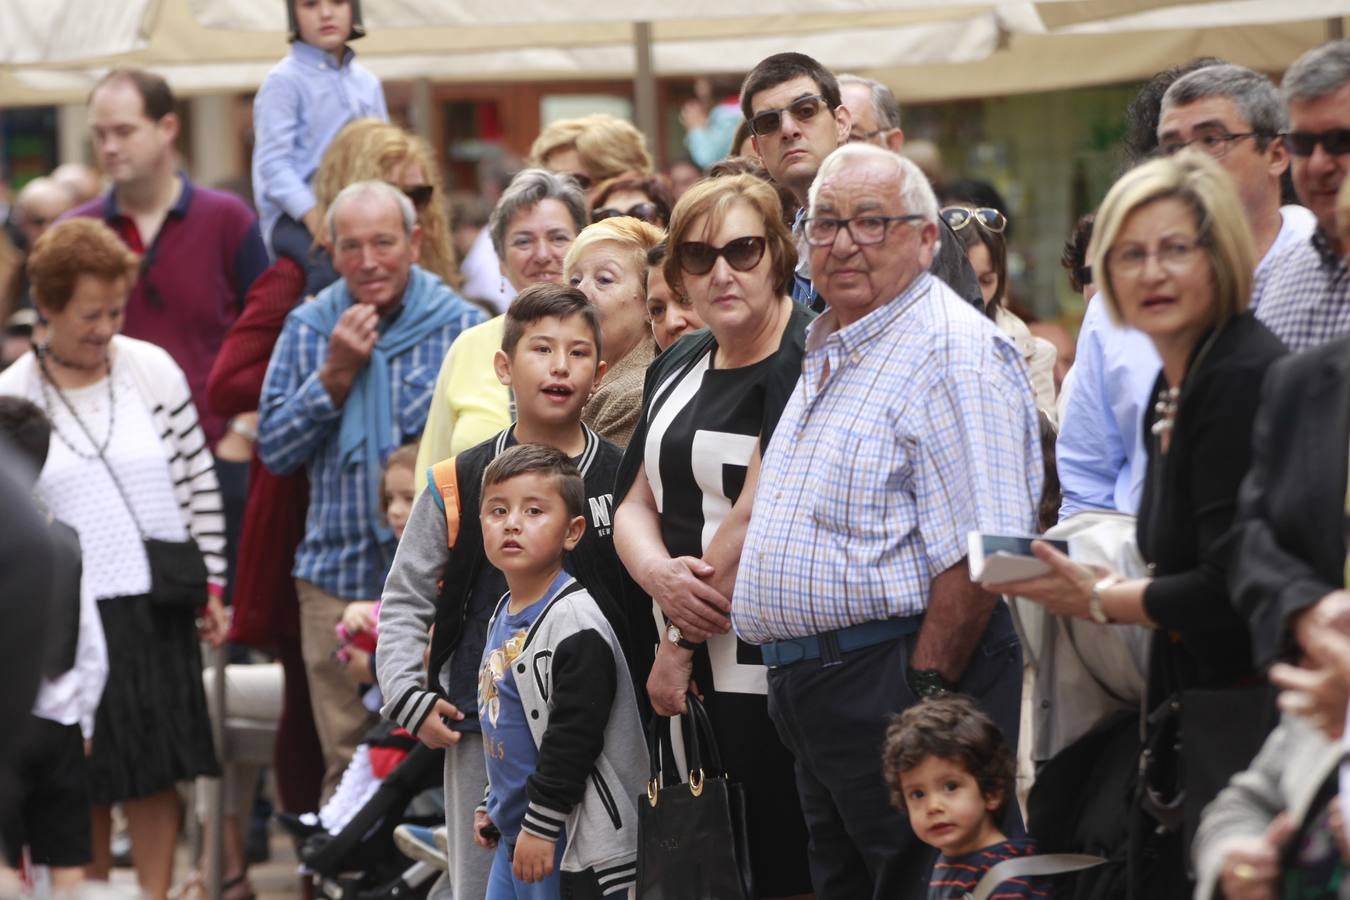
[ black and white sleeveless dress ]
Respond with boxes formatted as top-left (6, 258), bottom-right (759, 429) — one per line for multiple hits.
top-left (636, 321), bottom-right (813, 896)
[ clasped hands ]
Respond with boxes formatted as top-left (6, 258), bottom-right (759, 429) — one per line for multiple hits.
top-left (645, 556), bottom-right (726, 718)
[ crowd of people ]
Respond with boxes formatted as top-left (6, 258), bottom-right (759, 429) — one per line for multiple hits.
top-left (3, 3), bottom-right (1350, 899)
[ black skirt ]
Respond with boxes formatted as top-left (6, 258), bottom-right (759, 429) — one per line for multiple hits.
top-left (87, 595), bottom-right (219, 804)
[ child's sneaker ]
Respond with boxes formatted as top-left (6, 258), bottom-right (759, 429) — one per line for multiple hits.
top-left (393, 823), bottom-right (448, 871)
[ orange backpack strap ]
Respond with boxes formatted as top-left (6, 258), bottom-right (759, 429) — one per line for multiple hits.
top-left (429, 457), bottom-right (461, 548)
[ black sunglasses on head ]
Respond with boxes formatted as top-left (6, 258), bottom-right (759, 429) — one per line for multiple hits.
top-left (1284, 129), bottom-right (1350, 157)
top-left (678, 236), bottom-right (766, 275)
top-left (402, 184), bottom-right (435, 211)
top-left (592, 202), bottom-right (666, 225)
top-left (749, 95), bottom-right (829, 137)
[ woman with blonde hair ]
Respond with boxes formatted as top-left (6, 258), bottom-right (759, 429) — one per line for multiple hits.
top-left (612, 173), bottom-right (814, 899)
top-left (311, 119), bottom-right (461, 290)
top-left (988, 151), bottom-right (1287, 898)
top-left (563, 216), bottom-right (663, 446)
top-left (530, 114), bottom-right (654, 203)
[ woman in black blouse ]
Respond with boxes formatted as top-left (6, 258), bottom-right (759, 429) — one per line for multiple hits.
top-left (990, 152), bottom-right (1286, 897)
top-left (613, 173), bottom-right (814, 898)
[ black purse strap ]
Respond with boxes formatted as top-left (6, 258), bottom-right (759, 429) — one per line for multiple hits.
top-left (38, 356), bottom-right (149, 539)
top-left (645, 693), bottom-right (729, 807)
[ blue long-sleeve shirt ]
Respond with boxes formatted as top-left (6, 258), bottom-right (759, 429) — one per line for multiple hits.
top-left (252, 40), bottom-right (387, 254)
top-left (1055, 295), bottom-right (1158, 519)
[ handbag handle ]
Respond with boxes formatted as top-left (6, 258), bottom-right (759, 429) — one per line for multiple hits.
top-left (645, 692), bottom-right (727, 807)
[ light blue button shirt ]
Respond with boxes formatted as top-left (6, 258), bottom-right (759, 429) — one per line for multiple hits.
top-left (252, 40), bottom-right (387, 253)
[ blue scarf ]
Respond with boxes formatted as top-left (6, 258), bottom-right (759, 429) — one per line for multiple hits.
top-left (292, 264), bottom-right (465, 540)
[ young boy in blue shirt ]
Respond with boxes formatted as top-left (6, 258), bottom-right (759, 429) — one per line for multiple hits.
top-left (377, 283), bottom-right (647, 899)
top-left (253, 0), bottom-right (386, 261)
top-left (472, 444), bottom-right (646, 898)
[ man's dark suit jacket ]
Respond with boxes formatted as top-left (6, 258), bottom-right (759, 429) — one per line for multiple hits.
top-left (1230, 334), bottom-right (1350, 665)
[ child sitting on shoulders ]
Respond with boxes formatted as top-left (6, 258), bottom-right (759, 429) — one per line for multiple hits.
top-left (473, 444), bottom-right (645, 898)
top-left (885, 695), bottom-right (1051, 900)
top-left (253, 0), bottom-right (386, 264)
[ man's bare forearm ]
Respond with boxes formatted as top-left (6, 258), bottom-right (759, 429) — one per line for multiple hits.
top-left (910, 559), bottom-right (997, 683)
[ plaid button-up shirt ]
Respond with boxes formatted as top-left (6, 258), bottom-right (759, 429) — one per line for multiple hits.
top-left (732, 273), bottom-right (1043, 644)
top-left (1253, 228), bottom-right (1350, 352)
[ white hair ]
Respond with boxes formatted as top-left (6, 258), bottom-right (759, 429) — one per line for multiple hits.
top-left (807, 143), bottom-right (938, 225)
top-left (326, 180), bottom-right (416, 242)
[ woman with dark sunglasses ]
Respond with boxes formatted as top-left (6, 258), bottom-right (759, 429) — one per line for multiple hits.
top-left (589, 174), bottom-right (674, 228)
top-left (942, 204), bottom-right (1058, 419)
top-left (612, 173), bottom-right (815, 900)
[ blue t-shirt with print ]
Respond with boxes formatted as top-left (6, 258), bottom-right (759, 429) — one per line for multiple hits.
top-left (478, 570), bottom-right (570, 841)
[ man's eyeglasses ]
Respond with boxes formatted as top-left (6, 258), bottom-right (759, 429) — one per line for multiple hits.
top-left (846, 128), bottom-right (884, 144)
top-left (592, 202), bottom-right (666, 226)
top-left (803, 215), bottom-right (925, 247)
top-left (749, 95), bottom-right (829, 137)
top-left (678, 236), bottom-right (766, 274)
top-left (402, 184), bottom-right (435, 211)
top-left (940, 206), bottom-right (1007, 234)
top-left (1284, 129), bottom-right (1350, 157)
top-left (1156, 131), bottom-right (1266, 160)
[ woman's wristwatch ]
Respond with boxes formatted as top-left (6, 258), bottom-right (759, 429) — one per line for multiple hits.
top-left (1089, 575), bottom-right (1122, 624)
top-left (665, 622), bottom-right (701, 651)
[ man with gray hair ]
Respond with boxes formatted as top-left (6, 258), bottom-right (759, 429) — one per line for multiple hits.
top-left (1250, 40), bottom-right (1350, 350)
top-left (258, 180), bottom-right (485, 795)
top-left (837, 73), bottom-right (905, 151)
top-left (734, 143), bottom-right (1042, 898)
top-left (1057, 61), bottom-right (1315, 519)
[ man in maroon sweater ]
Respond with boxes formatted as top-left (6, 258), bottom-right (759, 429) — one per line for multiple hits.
top-left (68, 68), bottom-right (267, 449)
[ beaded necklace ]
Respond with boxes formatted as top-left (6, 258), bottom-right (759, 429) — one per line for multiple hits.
top-left (35, 349), bottom-right (115, 460)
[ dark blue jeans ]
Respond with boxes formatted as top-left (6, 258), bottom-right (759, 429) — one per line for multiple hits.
top-left (765, 602), bottom-right (1023, 900)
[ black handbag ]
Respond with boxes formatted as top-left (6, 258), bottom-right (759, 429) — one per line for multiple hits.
top-left (637, 693), bottom-right (755, 900)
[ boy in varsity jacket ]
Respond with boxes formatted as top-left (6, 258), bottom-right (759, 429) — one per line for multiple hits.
top-left (472, 444), bottom-right (645, 896)
top-left (377, 285), bottom-right (645, 899)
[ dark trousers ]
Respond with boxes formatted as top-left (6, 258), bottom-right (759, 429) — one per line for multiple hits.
top-left (766, 602), bottom-right (1024, 900)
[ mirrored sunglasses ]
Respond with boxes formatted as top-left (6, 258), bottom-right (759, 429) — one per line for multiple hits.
top-left (678, 236), bottom-right (767, 275)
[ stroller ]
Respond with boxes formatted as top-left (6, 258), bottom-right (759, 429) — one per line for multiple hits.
top-left (291, 731), bottom-right (446, 900)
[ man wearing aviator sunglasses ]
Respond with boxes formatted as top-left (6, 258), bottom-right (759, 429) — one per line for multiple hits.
top-left (740, 52), bottom-right (983, 313)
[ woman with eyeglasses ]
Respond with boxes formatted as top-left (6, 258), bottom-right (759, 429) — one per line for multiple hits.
top-left (414, 169), bottom-right (589, 484)
top-left (562, 217), bottom-right (663, 447)
top-left (644, 242), bottom-right (706, 351)
top-left (942, 205), bottom-right (1058, 417)
top-left (986, 152), bottom-right (1286, 899)
top-left (613, 174), bottom-right (814, 900)
top-left (590, 174), bottom-right (674, 229)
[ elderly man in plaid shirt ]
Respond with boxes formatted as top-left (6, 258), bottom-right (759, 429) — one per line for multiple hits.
top-left (732, 144), bottom-right (1043, 900)
top-left (258, 181), bottom-right (484, 798)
